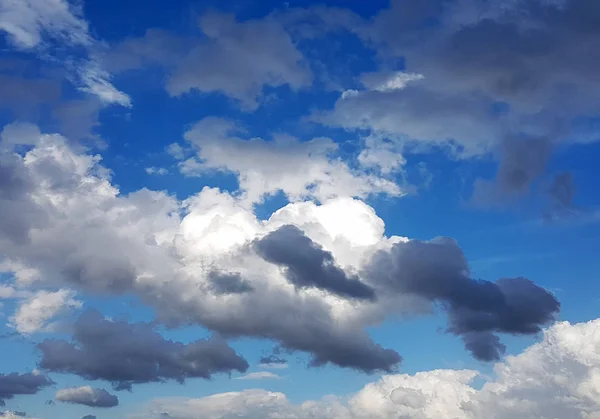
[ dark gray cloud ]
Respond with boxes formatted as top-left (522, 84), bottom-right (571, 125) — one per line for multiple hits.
top-left (104, 12), bottom-right (312, 110)
top-left (154, 282), bottom-right (401, 373)
top-left (472, 136), bottom-right (554, 207)
top-left (254, 225), bottom-right (376, 301)
top-left (81, 415), bottom-right (96, 419)
top-left (544, 172), bottom-right (580, 220)
top-left (208, 271), bottom-right (254, 295)
top-left (0, 373), bottom-right (54, 402)
top-left (365, 237), bottom-right (560, 361)
top-left (56, 386), bottom-right (118, 408)
top-left (259, 354), bottom-right (287, 365)
top-left (316, 0), bottom-right (600, 206)
top-left (37, 310), bottom-right (248, 390)
top-left (495, 137), bottom-right (554, 195)
top-left (0, 152), bottom-right (47, 244)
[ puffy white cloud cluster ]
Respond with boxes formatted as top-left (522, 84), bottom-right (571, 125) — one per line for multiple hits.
top-left (174, 116), bottom-right (403, 205)
top-left (0, 122), bottom-right (412, 370)
top-left (0, 123), bottom-right (558, 372)
top-left (134, 317), bottom-right (600, 418)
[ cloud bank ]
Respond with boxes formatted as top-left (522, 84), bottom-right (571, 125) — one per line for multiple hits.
top-left (134, 317), bottom-right (600, 418)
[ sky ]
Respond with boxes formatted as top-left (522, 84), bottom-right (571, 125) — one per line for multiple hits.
top-left (0, 0), bottom-right (599, 418)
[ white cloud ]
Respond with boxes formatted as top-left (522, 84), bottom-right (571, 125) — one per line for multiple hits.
top-left (235, 371), bottom-right (282, 380)
top-left (181, 117), bottom-right (403, 204)
top-left (0, 123), bottom-right (415, 370)
top-left (0, 124), bottom-right (556, 374)
top-left (0, 0), bottom-right (130, 106)
top-left (133, 317), bottom-right (600, 419)
top-left (361, 71), bottom-right (425, 92)
top-left (166, 142), bottom-right (186, 160)
top-left (0, 0), bottom-right (91, 49)
top-left (0, 412), bottom-right (38, 419)
top-left (77, 60), bottom-right (131, 107)
top-left (56, 386), bottom-right (118, 407)
top-left (145, 167), bottom-right (169, 176)
top-left (8, 289), bottom-right (82, 334)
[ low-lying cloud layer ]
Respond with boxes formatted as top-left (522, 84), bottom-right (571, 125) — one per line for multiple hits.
top-left (134, 317), bottom-right (600, 418)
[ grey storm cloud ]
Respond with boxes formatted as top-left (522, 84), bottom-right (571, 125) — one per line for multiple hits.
top-left (154, 281), bottom-right (401, 373)
top-left (365, 237), bottom-right (560, 361)
top-left (208, 271), bottom-right (254, 295)
top-left (56, 386), bottom-right (118, 408)
top-left (37, 310), bottom-right (248, 390)
top-left (0, 373), bottom-right (54, 402)
top-left (253, 225), bottom-right (376, 301)
top-left (259, 354), bottom-right (287, 365)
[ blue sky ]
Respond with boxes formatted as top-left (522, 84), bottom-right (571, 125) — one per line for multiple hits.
top-left (0, 1), bottom-right (599, 418)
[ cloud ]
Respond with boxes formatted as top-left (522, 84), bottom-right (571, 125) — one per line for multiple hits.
top-left (471, 136), bottom-right (555, 206)
top-left (8, 289), bottom-right (82, 334)
top-left (135, 317), bottom-right (600, 419)
top-left (0, 125), bottom-right (558, 375)
top-left (51, 98), bottom-right (103, 142)
top-left (0, 71), bottom-right (61, 118)
top-left (0, 0), bottom-right (129, 106)
top-left (254, 225), bottom-right (376, 301)
top-left (208, 271), bottom-right (254, 296)
top-left (259, 354), bottom-right (288, 369)
top-left (56, 386), bottom-right (118, 408)
top-left (545, 171), bottom-right (580, 220)
top-left (0, 412), bottom-right (29, 419)
top-left (81, 416), bottom-right (96, 419)
top-left (37, 310), bottom-right (248, 390)
top-left (235, 372), bottom-right (282, 380)
top-left (315, 0), bottom-right (600, 203)
top-left (180, 117), bottom-right (403, 204)
top-left (105, 11), bottom-right (312, 110)
top-left (0, 373), bottom-right (54, 403)
top-left (145, 167), bottom-right (169, 176)
top-left (365, 237), bottom-right (560, 360)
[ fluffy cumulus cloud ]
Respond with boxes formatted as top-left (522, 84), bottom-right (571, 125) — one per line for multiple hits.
top-left (133, 317), bottom-right (600, 418)
top-left (55, 386), bottom-right (118, 408)
top-left (37, 310), bottom-right (248, 390)
top-left (0, 0), bottom-right (129, 106)
top-left (175, 117), bottom-right (402, 204)
top-left (0, 124), bottom-right (559, 376)
top-left (105, 11), bottom-right (311, 110)
top-left (8, 289), bottom-right (82, 335)
top-left (0, 372), bottom-right (54, 403)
